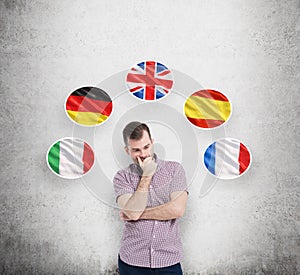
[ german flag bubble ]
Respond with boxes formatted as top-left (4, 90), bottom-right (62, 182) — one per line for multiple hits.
top-left (65, 87), bottom-right (113, 126)
top-left (184, 89), bottom-right (231, 129)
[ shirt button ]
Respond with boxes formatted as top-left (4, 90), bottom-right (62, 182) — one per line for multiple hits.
top-left (155, 221), bottom-right (158, 225)
top-left (153, 235), bottom-right (155, 238)
top-left (151, 248), bottom-right (154, 252)
top-left (150, 185), bottom-right (153, 189)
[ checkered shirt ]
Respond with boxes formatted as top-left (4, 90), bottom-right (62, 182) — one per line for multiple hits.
top-left (113, 156), bottom-right (188, 268)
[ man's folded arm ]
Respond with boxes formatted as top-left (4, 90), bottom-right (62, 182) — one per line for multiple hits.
top-left (117, 175), bottom-right (152, 221)
top-left (137, 190), bottom-right (188, 221)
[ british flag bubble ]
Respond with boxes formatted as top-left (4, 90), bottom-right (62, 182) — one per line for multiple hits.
top-left (126, 61), bottom-right (174, 101)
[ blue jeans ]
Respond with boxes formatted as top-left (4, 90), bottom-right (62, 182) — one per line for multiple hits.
top-left (118, 256), bottom-right (183, 275)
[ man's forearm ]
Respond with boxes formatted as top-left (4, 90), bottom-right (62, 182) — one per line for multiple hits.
top-left (139, 191), bottom-right (187, 221)
top-left (122, 176), bottom-right (151, 220)
top-left (139, 201), bottom-right (179, 220)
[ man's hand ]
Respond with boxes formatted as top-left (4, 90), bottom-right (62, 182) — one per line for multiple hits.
top-left (137, 156), bottom-right (158, 177)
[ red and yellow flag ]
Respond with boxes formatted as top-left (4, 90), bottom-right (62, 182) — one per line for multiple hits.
top-left (184, 89), bottom-right (231, 129)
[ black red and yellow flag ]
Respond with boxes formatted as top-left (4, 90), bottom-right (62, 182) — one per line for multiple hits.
top-left (65, 87), bottom-right (113, 126)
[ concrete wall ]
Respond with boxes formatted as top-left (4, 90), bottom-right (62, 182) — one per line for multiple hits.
top-left (1, 0), bottom-right (299, 274)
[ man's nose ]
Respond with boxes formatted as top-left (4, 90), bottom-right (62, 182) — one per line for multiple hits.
top-left (140, 149), bottom-right (148, 158)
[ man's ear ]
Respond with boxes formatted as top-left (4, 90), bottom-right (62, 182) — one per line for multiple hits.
top-left (124, 146), bottom-right (129, 154)
top-left (151, 138), bottom-right (154, 144)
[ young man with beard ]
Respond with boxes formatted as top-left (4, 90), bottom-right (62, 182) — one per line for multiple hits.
top-left (113, 121), bottom-right (188, 275)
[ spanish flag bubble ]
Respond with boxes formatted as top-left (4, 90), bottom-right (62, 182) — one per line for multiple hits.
top-left (184, 89), bottom-right (231, 129)
top-left (65, 86), bottom-right (113, 126)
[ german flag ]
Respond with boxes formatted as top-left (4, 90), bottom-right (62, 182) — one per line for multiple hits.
top-left (65, 87), bottom-right (113, 126)
top-left (184, 89), bottom-right (231, 129)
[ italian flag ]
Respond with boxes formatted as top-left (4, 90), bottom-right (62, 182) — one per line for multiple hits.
top-left (47, 138), bottom-right (94, 179)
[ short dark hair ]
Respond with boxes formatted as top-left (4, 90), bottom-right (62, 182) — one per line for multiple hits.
top-left (123, 121), bottom-right (151, 146)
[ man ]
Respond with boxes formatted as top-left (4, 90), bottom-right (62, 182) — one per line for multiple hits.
top-left (113, 121), bottom-right (188, 274)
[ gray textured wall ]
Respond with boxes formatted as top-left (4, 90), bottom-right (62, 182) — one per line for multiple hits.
top-left (1, 0), bottom-right (299, 274)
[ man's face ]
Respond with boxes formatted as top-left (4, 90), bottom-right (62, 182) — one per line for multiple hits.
top-left (125, 130), bottom-right (154, 164)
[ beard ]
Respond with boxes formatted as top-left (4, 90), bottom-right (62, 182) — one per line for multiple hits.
top-left (135, 149), bottom-right (154, 165)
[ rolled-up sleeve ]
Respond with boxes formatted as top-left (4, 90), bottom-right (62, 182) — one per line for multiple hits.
top-left (170, 163), bottom-right (188, 194)
top-left (113, 170), bottom-right (135, 202)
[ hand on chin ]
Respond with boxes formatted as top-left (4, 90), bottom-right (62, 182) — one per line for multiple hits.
top-left (136, 156), bottom-right (150, 164)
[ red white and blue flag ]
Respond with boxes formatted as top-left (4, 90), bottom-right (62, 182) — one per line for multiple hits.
top-left (126, 61), bottom-right (174, 101)
top-left (204, 138), bottom-right (251, 179)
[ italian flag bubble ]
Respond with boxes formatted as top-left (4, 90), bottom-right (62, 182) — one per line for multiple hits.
top-left (47, 137), bottom-right (94, 179)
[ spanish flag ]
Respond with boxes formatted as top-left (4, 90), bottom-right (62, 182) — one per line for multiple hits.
top-left (184, 89), bottom-right (231, 129)
top-left (65, 87), bottom-right (113, 126)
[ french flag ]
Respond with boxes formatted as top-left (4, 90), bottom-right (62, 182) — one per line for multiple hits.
top-left (204, 138), bottom-right (251, 179)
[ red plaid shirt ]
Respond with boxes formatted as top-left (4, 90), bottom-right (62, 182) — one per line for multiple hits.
top-left (113, 156), bottom-right (187, 268)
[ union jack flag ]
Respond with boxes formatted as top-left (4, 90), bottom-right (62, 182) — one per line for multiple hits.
top-left (126, 61), bottom-right (174, 101)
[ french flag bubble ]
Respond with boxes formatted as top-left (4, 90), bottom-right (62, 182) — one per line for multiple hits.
top-left (204, 138), bottom-right (252, 180)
